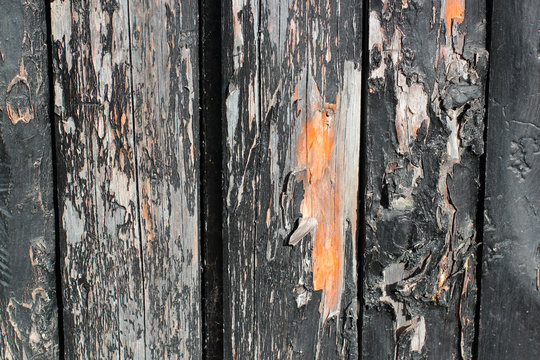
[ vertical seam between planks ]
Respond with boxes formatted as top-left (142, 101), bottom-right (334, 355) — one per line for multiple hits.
top-left (198, 0), bottom-right (206, 358)
top-left (199, 0), bottom-right (224, 357)
top-left (125, 0), bottom-right (147, 358)
top-left (44, 0), bottom-right (65, 358)
top-left (199, 0), bottom-right (225, 360)
top-left (472, 0), bottom-right (493, 358)
top-left (358, 0), bottom-right (370, 358)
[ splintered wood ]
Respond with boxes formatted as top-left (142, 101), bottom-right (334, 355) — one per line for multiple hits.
top-left (223, 0), bottom-right (362, 358)
top-left (363, 0), bottom-right (487, 359)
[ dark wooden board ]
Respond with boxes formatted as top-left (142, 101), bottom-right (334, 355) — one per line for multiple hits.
top-left (477, 0), bottom-right (540, 358)
top-left (51, 0), bottom-right (201, 358)
top-left (362, 0), bottom-right (488, 359)
top-left (0, 0), bottom-right (59, 358)
top-left (223, 0), bottom-right (362, 358)
top-left (129, 0), bottom-right (201, 358)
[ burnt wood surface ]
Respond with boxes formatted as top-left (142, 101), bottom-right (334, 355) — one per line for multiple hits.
top-left (223, 0), bottom-right (362, 358)
top-left (0, 0), bottom-right (59, 358)
top-left (2, 0), bottom-right (540, 359)
top-left (362, 0), bottom-right (488, 359)
top-left (477, 0), bottom-right (540, 358)
top-left (51, 0), bottom-right (200, 358)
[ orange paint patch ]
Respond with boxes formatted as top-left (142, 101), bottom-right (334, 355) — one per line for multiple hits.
top-left (296, 89), bottom-right (343, 320)
top-left (293, 84), bottom-right (300, 116)
top-left (444, 0), bottom-right (465, 33)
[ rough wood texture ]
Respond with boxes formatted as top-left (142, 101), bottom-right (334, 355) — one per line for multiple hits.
top-left (0, 0), bottom-right (59, 358)
top-left (362, 0), bottom-right (488, 358)
top-left (129, 0), bottom-right (201, 358)
top-left (477, 0), bottom-right (540, 358)
top-left (223, 0), bottom-right (362, 358)
top-left (51, 0), bottom-right (200, 358)
top-left (51, 0), bottom-right (145, 357)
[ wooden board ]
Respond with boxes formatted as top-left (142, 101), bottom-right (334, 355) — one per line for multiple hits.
top-left (129, 0), bottom-right (201, 358)
top-left (51, 0), bottom-right (145, 357)
top-left (223, 0), bottom-right (362, 357)
top-left (477, 0), bottom-right (540, 358)
top-left (51, 0), bottom-right (200, 358)
top-left (362, 0), bottom-right (488, 358)
top-left (0, 0), bottom-right (59, 358)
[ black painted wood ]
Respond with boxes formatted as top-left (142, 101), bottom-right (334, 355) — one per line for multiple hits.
top-left (477, 0), bottom-right (540, 358)
top-left (362, 0), bottom-right (488, 359)
top-left (0, 0), bottom-right (59, 357)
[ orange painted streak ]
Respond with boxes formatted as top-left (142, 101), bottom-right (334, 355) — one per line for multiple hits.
top-left (293, 84), bottom-right (300, 115)
top-left (296, 98), bottom-right (343, 320)
top-left (444, 0), bottom-right (465, 33)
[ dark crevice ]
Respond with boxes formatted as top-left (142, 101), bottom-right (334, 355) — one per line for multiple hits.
top-left (472, 0), bottom-right (493, 358)
top-left (125, 2), bottom-right (147, 359)
top-left (357, 0), bottom-right (370, 358)
top-left (199, 0), bottom-right (224, 358)
top-left (44, 0), bottom-right (65, 358)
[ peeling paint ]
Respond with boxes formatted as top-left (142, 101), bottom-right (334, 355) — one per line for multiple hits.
top-left (291, 62), bottom-right (361, 322)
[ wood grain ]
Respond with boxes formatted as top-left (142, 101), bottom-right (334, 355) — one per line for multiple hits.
top-left (362, 0), bottom-right (488, 358)
top-left (223, 0), bottom-right (362, 357)
top-left (51, 0), bottom-right (145, 357)
top-left (129, 0), bottom-right (201, 358)
top-left (51, 0), bottom-right (201, 358)
top-left (477, 0), bottom-right (540, 358)
top-left (0, 0), bottom-right (59, 358)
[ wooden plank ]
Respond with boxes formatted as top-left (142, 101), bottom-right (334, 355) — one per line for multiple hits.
top-left (477, 0), bottom-right (540, 358)
top-left (128, 0), bottom-right (201, 358)
top-left (362, 0), bottom-right (488, 358)
top-left (223, 0), bottom-right (362, 357)
top-left (0, 0), bottom-right (59, 358)
top-left (50, 0), bottom-right (145, 358)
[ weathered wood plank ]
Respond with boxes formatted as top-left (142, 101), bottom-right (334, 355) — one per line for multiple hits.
top-left (0, 0), bottom-right (59, 358)
top-left (362, 0), bottom-right (488, 358)
top-left (128, 0), bottom-right (201, 358)
top-left (51, 0), bottom-right (145, 358)
top-left (223, 0), bottom-right (362, 357)
top-left (477, 0), bottom-right (540, 358)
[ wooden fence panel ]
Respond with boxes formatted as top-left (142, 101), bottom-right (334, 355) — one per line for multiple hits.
top-left (477, 0), bottom-right (540, 358)
top-left (362, 0), bottom-right (488, 359)
top-left (51, 0), bottom-right (200, 358)
top-left (0, 0), bottom-right (59, 358)
top-left (1, 0), bottom-right (538, 358)
top-left (223, 0), bottom-right (362, 358)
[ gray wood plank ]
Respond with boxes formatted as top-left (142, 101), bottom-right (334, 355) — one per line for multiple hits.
top-left (128, 0), bottom-right (201, 358)
top-left (223, 0), bottom-right (362, 357)
top-left (51, 0), bottom-right (145, 358)
top-left (0, 0), bottom-right (59, 358)
top-left (477, 0), bottom-right (540, 358)
top-left (362, 0), bottom-right (488, 358)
